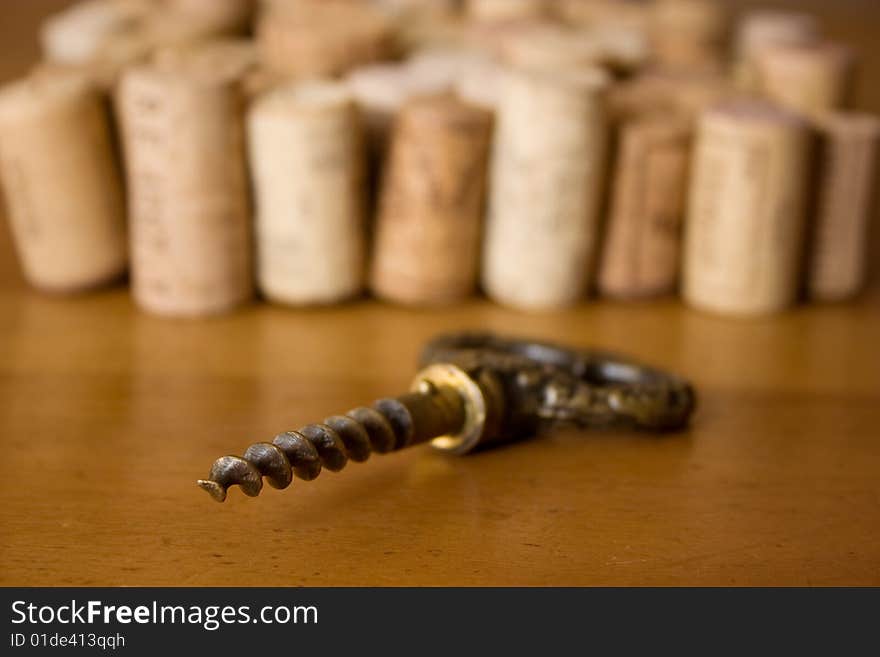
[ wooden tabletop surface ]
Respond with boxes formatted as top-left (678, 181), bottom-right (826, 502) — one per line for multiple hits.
top-left (1, 1), bottom-right (878, 586)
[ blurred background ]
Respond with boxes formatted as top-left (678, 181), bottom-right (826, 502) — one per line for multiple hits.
top-left (0, 0), bottom-right (878, 303)
top-left (0, 1), bottom-right (878, 587)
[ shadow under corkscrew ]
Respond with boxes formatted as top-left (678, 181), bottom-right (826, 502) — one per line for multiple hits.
top-left (198, 332), bottom-right (697, 503)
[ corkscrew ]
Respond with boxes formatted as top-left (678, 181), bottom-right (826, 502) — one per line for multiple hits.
top-left (197, 332), bottom-right (696, 502)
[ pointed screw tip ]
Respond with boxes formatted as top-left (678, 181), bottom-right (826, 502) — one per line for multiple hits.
top-left (197, 479), bottom-right (227, 503)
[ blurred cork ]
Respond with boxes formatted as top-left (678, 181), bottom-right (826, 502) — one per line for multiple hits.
top-left (733, 10), bottom-right (820, 91)
top-left (39, 0), bottom-right (154, 66)
top-left (117, 56), bottom-right (253, 316)
top-left (754, 42), bottom-right (854, 117)
top-left (38, 0), bottom-right (253, 89)
top-left (151, 38), bottom-right (279, 99)
top-left (345, 60), bottom-right (455, 160)
top-left (808, 112), bottom-right (880, 301)
top-left (608, 69), bottom-right (734, 123)
top-left (598, 115), bottom-right (692, 299)
top-left (257, 0), bottom-right (394, 78)
top-left (370, 95), bottom-right (493, 305)
top-left (500, 23), bottom-right (648, 74)
top-left (0, 73), bottom-right (127, 292)
top-left (151, 38), bottom-right (258, 79)
top-left (466, 0), bottom-right (549, 23)
top-left (382, 0), bottom-right (466, 54)
top-left (463, 17), bottom-right (556, 62)
top-left (557, 0), bottom-right (650, 33)
top-left (248, 81), bottom-right (366, 305)
top-left (161, 0), bottom-right (254, 33)
top-left (649, 0), bottom-right (728, 73)
top-left (406, 48), bottom-right (503, 110)
top-left (483, 66), bottom-right (609, 310)
top-left (683, 100), bottom-right (811, 316)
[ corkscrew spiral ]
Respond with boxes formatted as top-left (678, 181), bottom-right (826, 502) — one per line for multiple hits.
top-left (197, 402), bottom-right (410, 502)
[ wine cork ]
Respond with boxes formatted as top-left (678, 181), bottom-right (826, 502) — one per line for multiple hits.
top-left (455, 57), bottom-right (503, 111)
top-left (40, 0), bottom-right (154, 66)
top-left (241, 67), bottom-right (288, 99)
top-left (345, 61), bottom-right (453, 159)
top-left (248, 81), bottom-right (366, 305)
top-left (345, 64), bottom-right (412, 159)
top-left (257, 1), bottom-right (394, 78)
top-left (466, 0), bottom-right (549, 23)
top-left (370, 95), bottom-right (493, 305)
top-left (0, 73), bottom-right (127, 292)
top-left (374, 0), bottom-right (459, 16)
top-left (598, 115), bottom-right (692, 299)
top-left (808, 112), bottom-right (880, 301)
top-left (138, 8), bottom-right (256, 51)
top-left (117, 58), bottom-right (253, 316)
top-left (463, 17), bottom-right (558, 61)
top-left (734, 10), bottom-right (820, 91)
top-left (557, 0), bottom-right (651, 32)
top-left (153, 39), bottom-right (269, 100)
top-left (501, 23), bottom-right (647, 73)
top-left (608, 70), bottom-right (733, 122)
top-left (406, 48), bottom-right (492, 91)
top-left (405, 48), bottom-right (502, 110)
top-left (151, 38), bottom-right (258, 80)
top-left (754, 42), bottom-right (854, 117)
top-left (386, 2), bottom-right (467, 55)
top-left (39, 0), bottom-right (255, 89)
top-left (584, 24), bottom-right (650, 72)
top-left (31, 56), bottom-right (143, 94)
top-left (38, 0), bottom-right (155, 87)
top-left (650, 0), bottom-right (728, 73)
top-left (161, 0), bottom-right (254, 33)
top-left (483, 66), bottom-right (609, 310)
top-left (683, 100), bottom-right (811, 316)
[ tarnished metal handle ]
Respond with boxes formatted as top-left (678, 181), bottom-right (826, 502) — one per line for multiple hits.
top-left (418, 332), bottom-right (696, 447)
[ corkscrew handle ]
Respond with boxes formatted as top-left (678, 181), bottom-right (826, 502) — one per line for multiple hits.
top-left (418, 332), bottom-right (696, 450)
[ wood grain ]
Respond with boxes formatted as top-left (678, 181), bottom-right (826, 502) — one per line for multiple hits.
top-left (0, 0), bottom-right (879, 586)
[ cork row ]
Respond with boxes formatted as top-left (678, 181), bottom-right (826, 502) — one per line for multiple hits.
top-left (0, 0), bottom-right (876, 317)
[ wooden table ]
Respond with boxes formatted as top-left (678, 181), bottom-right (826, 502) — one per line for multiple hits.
top-left (1, 1), bottom-right (879, 586)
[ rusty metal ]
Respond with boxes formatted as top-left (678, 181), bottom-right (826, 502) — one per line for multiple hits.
top-left (198, 332), bottom-right (696, 502)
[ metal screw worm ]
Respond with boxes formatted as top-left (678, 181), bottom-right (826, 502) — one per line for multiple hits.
top-left (198, 373), bottom-right (473, 502)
